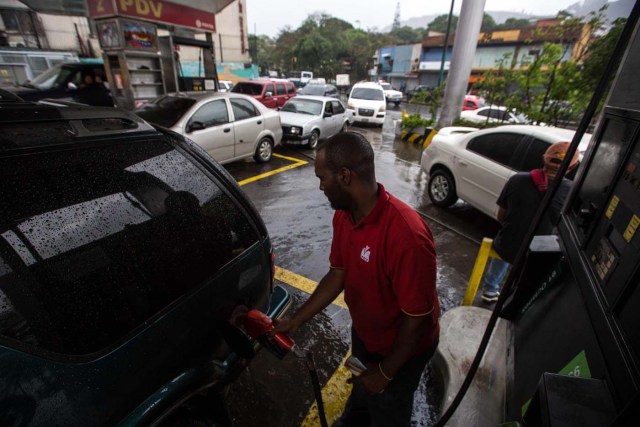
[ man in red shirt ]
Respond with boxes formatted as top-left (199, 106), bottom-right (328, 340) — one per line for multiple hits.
top-left (275, 132), bottom-right (440, 426)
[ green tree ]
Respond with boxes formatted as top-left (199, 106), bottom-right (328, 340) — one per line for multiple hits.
top-left (427, 14), bottom-right (458, 34)
top-left (481, 13), bottom-right (497, 32)
top-left (496, 18), bottom-right (532, 30)
top-left (389, 25), bottom-right (421, 44)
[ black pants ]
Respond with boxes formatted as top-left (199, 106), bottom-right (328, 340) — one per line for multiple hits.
top-left (335, 329), bottom-right (437, 427)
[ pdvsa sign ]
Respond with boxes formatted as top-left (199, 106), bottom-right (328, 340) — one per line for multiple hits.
top-left (87, 0), bottom-right (216, 32)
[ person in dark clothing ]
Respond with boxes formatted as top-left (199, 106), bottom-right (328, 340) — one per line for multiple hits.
top-left (481, 141), bottom-right (579, 302)
top-left (74, 72), bottom-right (113, 107)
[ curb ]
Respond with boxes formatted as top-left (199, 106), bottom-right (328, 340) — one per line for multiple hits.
top-left (400, 127), bottom-right (438, 149)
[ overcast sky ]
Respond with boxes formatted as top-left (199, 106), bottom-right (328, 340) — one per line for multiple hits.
top-left (245, 0), bottom-right (589, 38)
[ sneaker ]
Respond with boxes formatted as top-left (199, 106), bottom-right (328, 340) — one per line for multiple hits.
top-left (482, 291), bottom-right (500, 302)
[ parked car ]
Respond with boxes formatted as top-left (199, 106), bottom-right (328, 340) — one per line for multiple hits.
top-left (420, 125), bottom-right (591, 219)
top-left (347, 81), bottom-right (386, 127)
top-left (406, 85), bottom-right (432, 101)
top-left (298, 83), bottom-right (340, 98)
top-left (279, 95), bottom-right (353, 148)
top-left (231, 79), bottom-right (297, 108)
top-left (379, 81), bottom-right (402, 107)
top-left (462, 94), bottom-right (486, 111)
top-left (4, 61), bottom-right (113, 106)
top-left (0, 98), bottom-right (291, 425)
top-left (219, 80), bottom-right (234, 92)
top-left (460, 105), bottom-right (525, 124)
top-left (135, 92), bottom-right (282, 164)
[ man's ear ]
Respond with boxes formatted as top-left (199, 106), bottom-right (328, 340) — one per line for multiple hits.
top-left (338, 167), bottom-right (352, 185)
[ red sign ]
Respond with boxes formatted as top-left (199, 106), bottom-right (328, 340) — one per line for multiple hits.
top-left (87, 0), bottom-right (216, 32)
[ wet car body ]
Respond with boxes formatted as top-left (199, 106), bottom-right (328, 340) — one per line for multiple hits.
top-left (420, 125), bottom-right (591, 218)
top-left (0, 100), bottom-right (290, 425)
top-left (279, 95), bottom-right (353, 148)
top-left (135, 91), bottom-right (283, 165)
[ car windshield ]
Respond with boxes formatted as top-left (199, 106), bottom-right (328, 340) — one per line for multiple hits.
top-left (300, 85), bottom-right (325, 95)
top-left (380, 83), bottom-right (392, 91)
top-left (281, 98), bottom-right (323, 115)
top-left (231, 83), bottom-right (263, 96)
top-left (27, 64), bottom-right (71, 89)
top-left (351, 87), bottom-right (384, 101)
top-left (135, 96), bottom-right (197, 127)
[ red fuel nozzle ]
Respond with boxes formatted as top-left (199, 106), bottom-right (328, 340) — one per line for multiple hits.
top-left (243, 309), bottom-right (296, 359)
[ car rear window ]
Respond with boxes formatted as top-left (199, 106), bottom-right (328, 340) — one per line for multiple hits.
top-left (231, 83), bottom-right (264, 96)
top-left (350, 87), bottom-right (384, 101)
top-left (0, 138), bottom-right (260, 356)
top-left (136, 96), bottom-right (197, 127)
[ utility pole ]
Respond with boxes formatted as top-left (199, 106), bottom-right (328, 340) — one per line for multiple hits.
top-left (438, 0), bottom-right (455, 86)
top-left (436, 0), bottom-right (486, 129)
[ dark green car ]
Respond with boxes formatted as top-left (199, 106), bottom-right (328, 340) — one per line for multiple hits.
top-left (0, 99), bottom-right (290, 425)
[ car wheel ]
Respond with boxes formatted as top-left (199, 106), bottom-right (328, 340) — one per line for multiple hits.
top-left (308, 130), bottom-right (319, 149)
top-left (254, 137), bottom-right (273, 163)
top-left (428, 169), bottom-right (457, 207)
top-left (341, 122), bottom-right (348, 132)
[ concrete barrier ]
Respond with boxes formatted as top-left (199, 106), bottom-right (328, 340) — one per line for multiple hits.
top-left (432, 306), bottom-right (512, 426)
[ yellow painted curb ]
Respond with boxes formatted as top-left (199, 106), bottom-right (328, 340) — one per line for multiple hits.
top-left (407, 133), bottom-right (423, 144)
top-left (300, 352), bottom-right (353, 427)
top-left (275, 267), bottom-right (347, 309)
top-left (423, 128), bottom-right (438, 150)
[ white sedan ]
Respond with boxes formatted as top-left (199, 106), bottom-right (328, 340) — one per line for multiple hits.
top-left (135, 92), bottom-right (282, 164)
top-left (460, 105), bottom-right (526, 125)
top-left (279, 96), bottom-right (354, 148)
top-left (420, 125), bottom-right (591, 219)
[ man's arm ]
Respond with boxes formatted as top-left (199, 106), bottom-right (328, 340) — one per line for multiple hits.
top-left (497, 206), bottom-right (507, 223)
top-left (358, 313), bottom-right (432, 394)
top-left (274, 268), bottom-right (345, 334)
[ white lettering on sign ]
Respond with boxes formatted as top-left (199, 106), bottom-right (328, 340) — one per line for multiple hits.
top-left (119, 0), bottom-right (163, 18)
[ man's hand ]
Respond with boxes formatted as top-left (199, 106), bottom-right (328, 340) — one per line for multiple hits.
top-left (272, 317), bottom-right (302, 335)
top-left (352, 363), bottom-right (391, 395)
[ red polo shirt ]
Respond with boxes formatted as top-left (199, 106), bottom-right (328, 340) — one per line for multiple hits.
top-left (329, 184), bottom-right (439, 356)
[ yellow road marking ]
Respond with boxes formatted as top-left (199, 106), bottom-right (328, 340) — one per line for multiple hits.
top-left (274, 267), bottom-right (351, 425)
top-left (300, 352), bottom-right (353, 427)
top-left (275, 266), bottom-right (346, 309)
top-left (237, 153), bottom-right (308, 186)
top-left (407, 133), bottom-right (422, 144)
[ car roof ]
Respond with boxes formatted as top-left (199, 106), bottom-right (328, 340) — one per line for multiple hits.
top-left (0, 101), bottom-right (157, 152)
top-left (352, 82), bottom-right (383, 89)
top-left (289, 95), bottom-right (338, 102)
top-left (160, 91), bottom-right (254, 102)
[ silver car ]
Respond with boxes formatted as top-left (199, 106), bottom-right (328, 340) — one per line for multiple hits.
top-left (279, 96), bottom-right (354, 148)
top-left (135, 92), bottom-right (282, 164)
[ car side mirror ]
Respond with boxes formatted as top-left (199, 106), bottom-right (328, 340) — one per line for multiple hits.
top-left (188, 121), bottom-right (206, 132)
top-left (323, 112), bottom-right (332, 118)
top-left (67, 82), bottom-right (78, 91)
top-left (265, 91), bottom-right (273, 97)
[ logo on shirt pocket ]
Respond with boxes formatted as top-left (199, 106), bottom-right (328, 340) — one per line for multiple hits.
top-left (360, 245), bottom-right (371, 263)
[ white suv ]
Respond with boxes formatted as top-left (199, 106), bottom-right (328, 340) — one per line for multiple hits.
top-left (379, 81), bottom-right (403, 107)
top-left (347, 82), bottom-right (386, 127)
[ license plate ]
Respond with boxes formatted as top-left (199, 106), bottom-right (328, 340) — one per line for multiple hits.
top-left (362, 118), bottom-right (369, 122)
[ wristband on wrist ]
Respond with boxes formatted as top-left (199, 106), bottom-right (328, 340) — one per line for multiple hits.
top-left (378, 362), bottom-right (393, 381)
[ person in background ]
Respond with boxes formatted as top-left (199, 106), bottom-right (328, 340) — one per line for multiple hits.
top-left (275, 132), bottom-right (440, 427)
top-left (481, 141), bottom-right (580, 302)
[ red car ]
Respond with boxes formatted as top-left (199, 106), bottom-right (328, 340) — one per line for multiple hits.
top-left (231, 79), bottom-right (297, 109)
top-left (462, 94), bottom-right (486, 111)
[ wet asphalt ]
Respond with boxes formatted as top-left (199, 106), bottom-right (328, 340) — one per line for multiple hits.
top-left (221, 108), bottom-right (501, 426)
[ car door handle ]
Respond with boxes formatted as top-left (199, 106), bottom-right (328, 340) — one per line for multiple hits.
top-left (458, 160), bottom-right (468, 167)
top-left (224, 128), bottom-right (231, 133)
top-left (257, 120), bottom-right (262, 125)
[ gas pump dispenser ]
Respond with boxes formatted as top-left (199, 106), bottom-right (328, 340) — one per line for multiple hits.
top-left (504, 10), bottom-right (640, 425)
